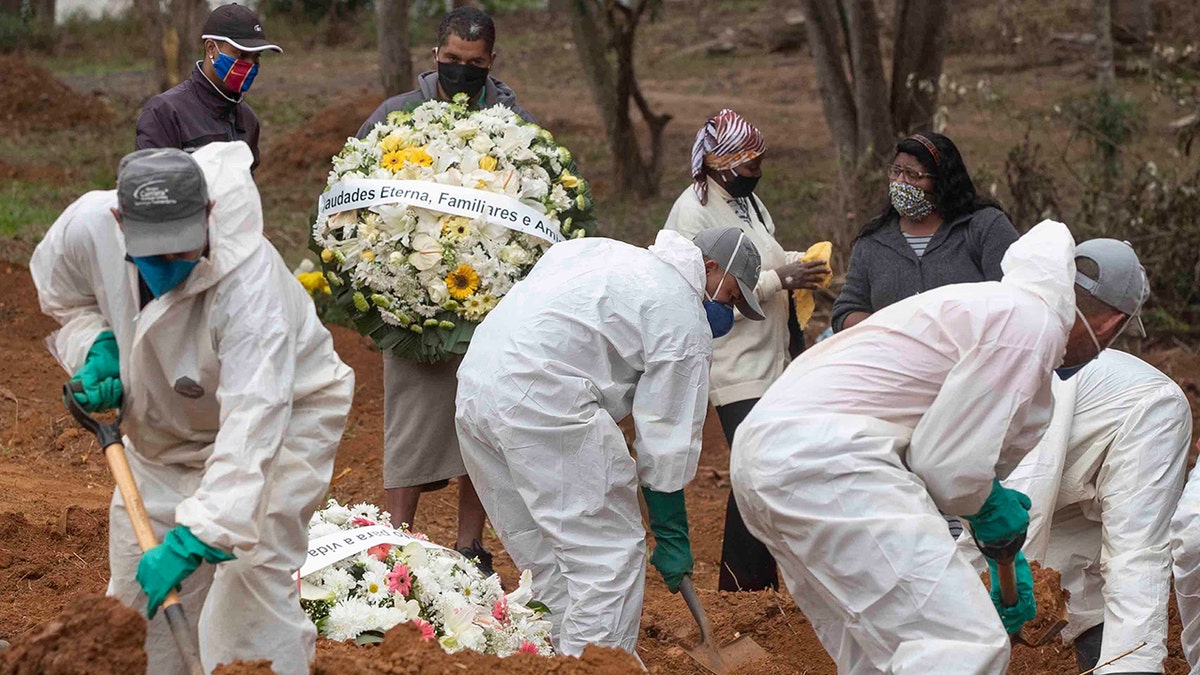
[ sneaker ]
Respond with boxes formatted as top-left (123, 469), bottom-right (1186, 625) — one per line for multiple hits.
top-left (457, 539), bottom-right (495, 578)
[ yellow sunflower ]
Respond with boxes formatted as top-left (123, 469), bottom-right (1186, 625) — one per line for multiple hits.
top-left (445, 264), bottom-right (481, 300)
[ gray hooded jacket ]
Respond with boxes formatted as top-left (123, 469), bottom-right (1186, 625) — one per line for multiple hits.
top-left (356, 70), bottom-right (536, 138)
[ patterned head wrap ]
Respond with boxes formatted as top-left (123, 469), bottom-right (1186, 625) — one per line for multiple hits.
top-left (691, 109), bottom-right (767, 205)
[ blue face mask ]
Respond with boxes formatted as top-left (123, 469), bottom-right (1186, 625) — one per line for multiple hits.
top-left (1054, 363), bottom-right (1086, 380)
top-left (132, 256), bottom-right (200, 298)
top-left (704, 299), bottom-right (734, 339)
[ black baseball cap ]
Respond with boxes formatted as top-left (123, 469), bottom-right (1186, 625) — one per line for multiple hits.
top-left (201, 3), bottom-right (282, 53)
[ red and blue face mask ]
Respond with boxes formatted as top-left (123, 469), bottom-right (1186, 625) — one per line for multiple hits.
top-left (212, 51), bottom-right (259, 93)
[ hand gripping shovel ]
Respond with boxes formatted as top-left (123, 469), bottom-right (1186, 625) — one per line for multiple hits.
top-left (679, 576), bottom-right (768, 674)
top-left (994, 555), bottom-right (1068, 647)
top-left (63, 382), bottom-right (206, 675)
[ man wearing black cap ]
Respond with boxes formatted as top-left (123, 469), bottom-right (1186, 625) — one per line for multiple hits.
top-left (135, 3), bottom-right (281, 172)
top-left (31, 142), bottom-right (354, 673)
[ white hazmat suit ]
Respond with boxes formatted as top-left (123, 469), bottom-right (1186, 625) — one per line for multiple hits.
top-left (957, 349), bottom-right (1190, 673)
top-left (1172, 441), bottom-right (1200, 673)
top-left (31, 142), bottom-right (355, 675)
top-left (455, 230), bottom-right (712, 657)
top-left (730, 220), bottom-right (1079, 674)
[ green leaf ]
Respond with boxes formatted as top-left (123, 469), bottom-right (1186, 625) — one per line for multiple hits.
top-left (354, 631), bottom-right (385, 646)
top-left (526, 600), bottom-right (552, 616)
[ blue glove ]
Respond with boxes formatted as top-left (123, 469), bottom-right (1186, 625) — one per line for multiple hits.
top-left (136, 525), bottom-right (234, 618)
top-left (986, 552), bottom-right (1037, 635)
top-left (964, 479), bottom-right (1032, 548)
top-left (642, 487), bottom-right (694, 593)
top-left (70, 331), bottom-right (123, 412)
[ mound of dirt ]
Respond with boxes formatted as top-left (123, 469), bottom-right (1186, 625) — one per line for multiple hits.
top-left (256, 93), bottom-right (382, 186)
top-left (0, 57), bottom-right (113, 134)
top-left (0, 595), bottom-right (145, 675)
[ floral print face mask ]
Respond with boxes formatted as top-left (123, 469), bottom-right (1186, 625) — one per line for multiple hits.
top-left (889, 181), bottom-right (935, 221)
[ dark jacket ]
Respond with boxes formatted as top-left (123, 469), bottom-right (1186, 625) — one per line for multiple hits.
top-left (831, 207), bottom-right (1020, 331)
top-left (356, 70), bottom-right (537, 139)
top-left (135, 65), bottom-right (261, 171)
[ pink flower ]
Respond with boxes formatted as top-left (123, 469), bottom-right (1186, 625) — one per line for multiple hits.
top-left (491, 596), bottom-right (509, 624)
top-left (411, 531), bottom-right (429, 541)
top-left (368, 543), bottom-right (392, 561)
top-left (518, 641), bottom-right (539, 654)
top-left (412, 617), bottom-right (435, 641)
top-left (386, 563), bottom-right (412, 596)
top-left (351, 516), bottom-right (375, 527)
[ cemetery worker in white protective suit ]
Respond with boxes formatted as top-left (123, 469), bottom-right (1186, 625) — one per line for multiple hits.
top-left (729, 221), bottom-right (1149, 674)
top-left (455, 226), bottom-right (766, 657)
top-left (30, 142), bottom-right (355, 675)
top-left (1171, 438), bottom-right (1200, 674)
top-left (958, 349), bottom-right (1189, 674)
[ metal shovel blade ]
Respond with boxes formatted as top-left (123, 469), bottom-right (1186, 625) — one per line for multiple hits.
top-left (1014, 600), bottom-right (1069, 647)
top-left (679, 577), bottom-right (769, 674)
top-left (996, 557), bottom-right (1069, 647)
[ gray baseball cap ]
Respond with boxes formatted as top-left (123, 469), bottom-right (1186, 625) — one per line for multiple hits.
top-left (1075, 238), bottom-right (1149, 337)
top-left (117, 148), bottom-right (209, 257)
top-left (692, 227), bottom-right (765, 320)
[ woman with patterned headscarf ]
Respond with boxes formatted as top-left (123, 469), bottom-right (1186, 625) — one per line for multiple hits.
top-left (664, 109), bottom-right (828, 593)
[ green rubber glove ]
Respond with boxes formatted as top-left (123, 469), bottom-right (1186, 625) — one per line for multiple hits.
top-left (642, 487), bottom-right (693, 593)
top-left (964, 479), bottom-right (1032, 548)
top-left (985, 552), bottom-right (1037, 634)
top-left (70, 331), bottom-right (123, 412)
top-left (136, 525), bottom-right (234, 618)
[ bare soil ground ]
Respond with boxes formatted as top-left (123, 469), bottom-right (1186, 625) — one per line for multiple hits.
top-left (2, 0), bottom-right (1199, 672)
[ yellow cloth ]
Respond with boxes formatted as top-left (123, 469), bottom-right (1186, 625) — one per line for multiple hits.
top-left (792, 241), bottom-right (833, 329)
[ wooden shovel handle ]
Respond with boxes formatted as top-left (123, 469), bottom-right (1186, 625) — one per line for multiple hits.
top-left (104, 441), bottom-right (181, 610)
top-left (996, 557), bottom-right (1019, 607)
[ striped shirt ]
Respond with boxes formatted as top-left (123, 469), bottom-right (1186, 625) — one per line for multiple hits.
top-left (903, 232), bottom-right (934, 257)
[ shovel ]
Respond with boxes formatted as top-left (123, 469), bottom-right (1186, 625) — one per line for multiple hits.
top-left (995, 555), bottom-right (1068, 647)
top-left (679, 575), bottom-right (768, 674)
top-left (63, 382), bottom-right (206, 675)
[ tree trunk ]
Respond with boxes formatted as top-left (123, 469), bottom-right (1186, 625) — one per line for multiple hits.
top-left (32, 0), bottom-right (55, 31)
top-left (133, 0), bottom-right (171, 91)
top-left (841, 0), bottom-right (893, 165)
top-left (1094, 0), bottom-right (1116, 94)
top-left (170, 0), bottom-right (208, 82)
top-left (376, 0), bottom-right (413, 97)
top-left (889, 0), bottom-right (950, 135)
top-left (1112, 0), bottom-right (1152, 44)
top-left (0, 0), bottom-right (22, 16)
top-left (799, 0), bottom-right (859, 173)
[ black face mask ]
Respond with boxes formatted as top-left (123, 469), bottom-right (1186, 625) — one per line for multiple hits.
top-left (724, 173), bottom-right (760, 199)
top-left (437, 61), bottom-right (489, 100)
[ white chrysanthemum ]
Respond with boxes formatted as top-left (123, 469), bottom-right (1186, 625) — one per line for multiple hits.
top-left (324, 597), bottom-right (374, 641)
top-left (348, 502), bottom-right (381, 524)
top-left (316, 566), bottom-right (356, 601)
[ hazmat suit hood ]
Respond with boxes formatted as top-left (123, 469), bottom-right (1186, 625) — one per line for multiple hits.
top-left (648, 229), bottom-right (706, 298)
top-left (999, 219), bottom-right (1078, 351)
top-left (160, 142), bottom-right (263, 299)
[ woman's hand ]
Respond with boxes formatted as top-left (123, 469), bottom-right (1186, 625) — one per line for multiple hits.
top-left (776, 260), bottom-right (830, 291)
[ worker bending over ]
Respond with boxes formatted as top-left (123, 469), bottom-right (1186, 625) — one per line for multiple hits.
top-left (455, 227), bottom-right (764, 657)
top-left (959, 348), bottom-right (1189, 674)
top-left (31, 143), bottom-right (354, 674)
top-left (729, 222), bottom-right (1147, 673)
